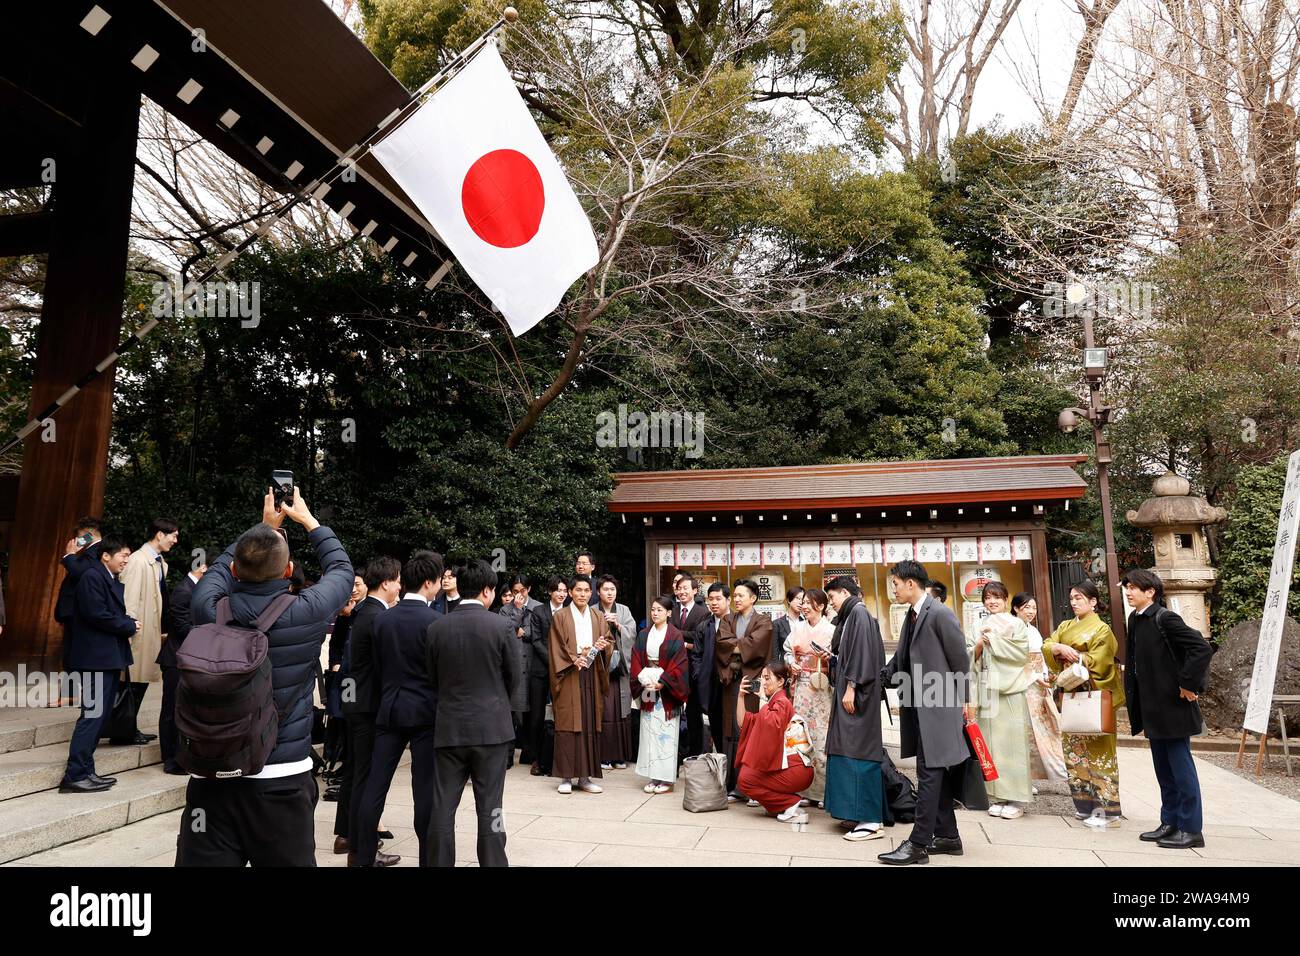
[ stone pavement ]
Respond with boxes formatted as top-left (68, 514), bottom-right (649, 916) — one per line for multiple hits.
top-left (7, 720), bottom-right (1300, 867)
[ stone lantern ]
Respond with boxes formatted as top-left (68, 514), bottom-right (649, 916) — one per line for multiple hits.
top-left (1126, 471), bottom-right (1227, 637)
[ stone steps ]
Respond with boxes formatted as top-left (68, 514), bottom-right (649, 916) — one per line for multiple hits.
top-left (0, 696), bottom-right (186, 864)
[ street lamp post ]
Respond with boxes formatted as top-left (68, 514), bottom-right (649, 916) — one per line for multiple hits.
top-left (1058, 311), bottom-right (1127, 656)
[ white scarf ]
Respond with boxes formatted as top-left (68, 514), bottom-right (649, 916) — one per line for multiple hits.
top-left (570, 603), bottom-right (594, 651)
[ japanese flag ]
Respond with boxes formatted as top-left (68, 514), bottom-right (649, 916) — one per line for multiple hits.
top-left (372, 43), bottom-right (599, 335)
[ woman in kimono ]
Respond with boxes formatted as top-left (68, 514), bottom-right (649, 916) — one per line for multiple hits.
top-left (735, 662), bottom-right (813, 824)
top-left (1043, 579), bottom-right (1125, 827)
top-left (784, 587), bottom-right (834, 805)
top-left (596, 574), bottom-right (637, 770)
top-left (970, 581), bottom-right (1033, 818)
top-left (1012, 592), bottom-right (1066, 785)
top-left (630, 595), bottom-right (689, 793)
top-left (548, 574), bottom-right (612, 794)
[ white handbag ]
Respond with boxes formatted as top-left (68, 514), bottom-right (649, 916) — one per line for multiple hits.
top-left (1058, 688), bottom-right (1116, 735)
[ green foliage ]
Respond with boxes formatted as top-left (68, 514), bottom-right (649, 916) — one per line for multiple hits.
top-left (1215, 456), bottom-right (1300, 639)
top-left (104, 241), bottom-right (619, 586)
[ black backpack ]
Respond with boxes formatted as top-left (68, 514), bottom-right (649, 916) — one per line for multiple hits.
top-left (174, 593), bottom-right (299, 778)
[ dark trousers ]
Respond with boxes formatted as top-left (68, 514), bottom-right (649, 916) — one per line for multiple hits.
top-left (354, 723), bottom-right (437, 866)
top-left (66, 670), bottom-right (117, 782)
top-left (175, 771), bottom-right (318, 866)
top-left (685, 683), bottom-right (706, 759)
top-left (522, 672), bottom-right (549, 769)
top-left (430, 743), bottom-right (510, 868)
top-left (1150, 736), bottom-right (1203, 833)
top-left (910, 734), bottom-right (960, 846)
top-left (158, 665), bottom-right (180, 770)
top-left (709, 679), bottom-right (740, 791)
top-left (339, 711), bottom-right (376, 844)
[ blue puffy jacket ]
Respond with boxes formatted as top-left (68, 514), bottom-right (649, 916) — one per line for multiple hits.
top-left (190, 526), bottom-right (353, 768)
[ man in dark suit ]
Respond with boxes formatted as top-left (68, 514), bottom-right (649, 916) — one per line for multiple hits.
top-left (1123, 568), bottom-right (1214, 850)
top-left (878, 560), bottom-right (972, 866)
top-left (524, 576), bottom-right (567, 775)
top-left (336, 555), bottom-right (400, 865)
top-left (354, 551), bottom-right (444, 867)
top-left (60, 537), bottom-right (138, 793)
top-left (156, 562), bottom-right (207, 774)
top-left (426, 558), bottom-right (521, 867)
top-left (54, 518), bottom-right (103, 644)
top-left (690, 582), bottom-right (730, 757)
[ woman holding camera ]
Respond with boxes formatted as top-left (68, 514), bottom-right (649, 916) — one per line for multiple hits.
top-left (630, 595), bottom-right (689, 793)
top-left (735, 662), bottom-right (813, 824)
top-left (1042, 580), bottom-right (1125, 827)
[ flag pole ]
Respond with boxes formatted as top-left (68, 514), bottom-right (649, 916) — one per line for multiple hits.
top-left (0, 8), bottom-right (520, 458)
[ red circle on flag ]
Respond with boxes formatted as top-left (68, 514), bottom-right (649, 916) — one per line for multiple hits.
top-left (461, 149), bottom-right (545, 248)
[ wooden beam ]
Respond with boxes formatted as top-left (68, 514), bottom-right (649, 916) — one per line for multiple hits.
top-left (0, 210), bottom-right (54, 257)
top-left (1, 76), bottom-right (140, 670)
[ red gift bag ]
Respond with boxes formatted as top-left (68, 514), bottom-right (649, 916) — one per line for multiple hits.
top-left (964, 718), bottom-right (999, 781)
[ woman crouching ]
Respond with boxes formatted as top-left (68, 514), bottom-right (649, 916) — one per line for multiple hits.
top-left (735, 662), bottom-right (814, 824)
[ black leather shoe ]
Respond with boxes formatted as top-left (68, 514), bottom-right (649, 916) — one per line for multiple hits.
top-left (1140, 823), bottom-right (1177, 842)
top-left (87, 773), bottom-right (117, 786)
top-left (333, 836), bottom-right (349, 855)
top-left (530, 763), bottom-right (544, 776)
top-left (877, 840), bottom-right (930, 866)
top-left (128, 732), bottom-right (155, 745)
top-left (59, 777), bottom-right (112, 794)
top-left (377, 829), bottom-right (394, 840)
top-left (1157, 830), bottom-right (1205, 849)
top-left (928, 836), bottom-right (963, 856)
top-left (163, 765), bottom-right (189, 776)
top-left (348, 851), bottom-right (401, 867)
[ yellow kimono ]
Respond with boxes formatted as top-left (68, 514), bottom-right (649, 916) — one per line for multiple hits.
top-left (1044, 613), bottom-right (1124, 819)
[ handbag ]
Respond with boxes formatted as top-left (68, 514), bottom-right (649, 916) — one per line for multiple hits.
top-left (1058, 686), bottom-right (1115, 735)
top-left (808, 654), bottom-right (829, 692)
top-left (681, 751), bottom-right (729, 812)
top-left (963, 718), bottom-right (999, 781)
top-left (101, 672), bottom-right (146, 743)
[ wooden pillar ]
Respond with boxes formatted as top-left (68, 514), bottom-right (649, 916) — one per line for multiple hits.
top-left (2, 79), bottom-right (140, 669)
top-left (1030, 527), bottom-right (1054, 637)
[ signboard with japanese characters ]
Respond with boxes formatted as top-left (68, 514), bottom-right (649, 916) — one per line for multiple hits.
top-left (1244, 449), bottom-right (1300, 735)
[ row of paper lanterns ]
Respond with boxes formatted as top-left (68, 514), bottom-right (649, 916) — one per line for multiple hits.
top-left (658, 535), bottom-right (1033, 569)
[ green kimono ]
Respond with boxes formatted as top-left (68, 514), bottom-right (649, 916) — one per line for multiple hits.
top-left (1044, 613), bottom-right (1124, 818)
top-left (968, 612), bottom-right (1033, 804)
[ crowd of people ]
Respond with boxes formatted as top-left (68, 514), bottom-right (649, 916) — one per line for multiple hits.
top-left (45, 487), bottom-right (1217, 866)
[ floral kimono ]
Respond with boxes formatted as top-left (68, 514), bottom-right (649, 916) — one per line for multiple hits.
top-left (1043, 612), bottom-right (1126, 819)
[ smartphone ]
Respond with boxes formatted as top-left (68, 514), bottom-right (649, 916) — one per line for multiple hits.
top-left (271, 470), bottom-right (294, 510)
top-left (810, 640), bottom-right (828, 655)
top-left (74, 531), bottom-right (96, 551)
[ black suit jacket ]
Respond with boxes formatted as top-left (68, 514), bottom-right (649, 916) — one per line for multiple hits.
top-left (55, 541), bottom-right (103, 626)
top-left (374, 598), bottom-right (442, 727)
top-left (341, 596), bottom-right (387, 715)
top-left (157, 573), bottom-right (198, 668)
top-left (529, 602), bottom-right (564, 674)
top-left (426, 602), bottom-right (520, 747)
top-left (1124, 604), bottom-right (1213, 740)
top-left (65, 563), bottom-right (135, 672)
top-left (672, 600), bottom-right (709, 636)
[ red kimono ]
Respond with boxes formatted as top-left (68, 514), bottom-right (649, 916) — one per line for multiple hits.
top-left (735, 690), bottom-right (814, 814)
top-left (629, 624), bottom-right (689, 719)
